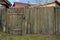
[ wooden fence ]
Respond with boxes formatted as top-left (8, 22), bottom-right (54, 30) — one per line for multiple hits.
top-left (29, 7), bottom-right (60, 34)
top-left (1, 6), bottom-right (60, 35)
top-left (0, 8), bottom-right (7, 31)
top-left (29, 7), bottom-right (55, 34)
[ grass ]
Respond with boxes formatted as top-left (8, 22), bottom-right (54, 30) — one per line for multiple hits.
top-left (0, 32), bottom-right (60, 40)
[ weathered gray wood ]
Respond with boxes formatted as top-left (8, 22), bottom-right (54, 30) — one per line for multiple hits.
top-left (3, 6), bottom-right (60, 35)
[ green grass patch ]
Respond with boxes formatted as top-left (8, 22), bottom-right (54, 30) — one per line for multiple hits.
top-left (0, 32), bottom-right (60, 40)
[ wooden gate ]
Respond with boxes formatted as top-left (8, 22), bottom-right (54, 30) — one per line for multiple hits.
top-left (6, 7), bottom-right (26, 35)
top-left (6, 13), bottom-right (25, 35)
